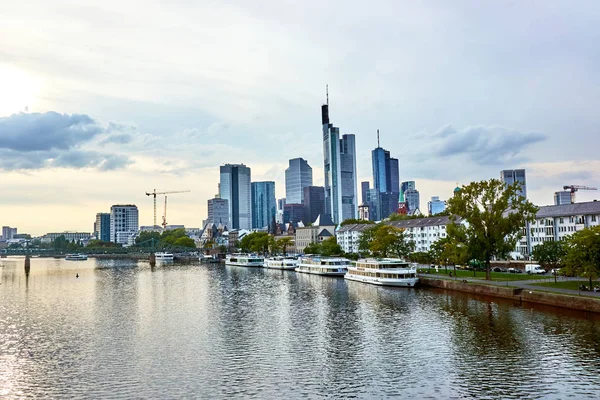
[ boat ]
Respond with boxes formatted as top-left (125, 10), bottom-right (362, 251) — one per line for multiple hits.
top-left (295, 256), bottom-right (350, 276)
top-left (225, 254), bottom-right (264, 267)
top-left (65, 254), bottom-right (88, 261)
top-left (263, 256), bottom-right (298, 270)
top-left (198, 253), bottom-right (213, 262)
top-left (154, 252), bottom-right (174, 261)
top-left (345, 258), bottom-right (419, 287)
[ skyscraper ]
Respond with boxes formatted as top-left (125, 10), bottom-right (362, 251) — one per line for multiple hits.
top-left (554, 190), bottom-right (572, 205)
top-left (2, 226), bottom-right (17, 240)
top-left (401, 181), bottom-right (420, 213)
top-left (110, 204), bottom-right (139, 245)
top-left (285, 158), bottom-right (313, 204)
top-left (219, 164), bottom-right (252, 230)
top-left (500, 169), bottom-right (527, 199)
top-left (94, 213), bottom-right (111, 242)
top-left (428, 196), bottom-right (446, 216)
top-left (303, 186), bottom-right (325, 225)
top-left (361, 181), bottom-right (370, 204)
top-left (207, 197), bottom-right (230, 228)
top-left (371, 130), bottom-right (400, 219)
top-left (322, 93), bottom-right (358, 224)
top-left (251, 181), bottom-right (276, 229)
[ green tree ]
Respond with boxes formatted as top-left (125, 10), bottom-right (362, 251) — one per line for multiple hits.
top-left (358, 224), bottom-right (414, 258)
top-left (136, 231), bottom-right (161, 247)
top-left (563, 226), bottom-right (600, 288)
top-left (446, 179), bottom-right (538, 280)
top-left (320, 237), bottom-right (342, 256)
top-left (173, 236), bottom-right (196, 248)
top-left (340, 218), bottom-right (375, 226)
top-left (53, 235), bottom-right (67, 251)
top-left (532, 240), bottom-right (567, 282)
top-left (239, 232), bottom-right (271, 254)
top-left (276, 237), bottom-right (294, 255)
top-left (429, 237), bottom-right (449, 266)
top-left (303, 242), bottom-right (322, 255)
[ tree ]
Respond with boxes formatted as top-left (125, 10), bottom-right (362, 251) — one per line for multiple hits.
top-left (303, 242), bottom-right (322, 255)
top-left (532, 240), bottom-right (567, 282)
top-left (173, 236), bottom-right (196, 248)
top-left (277, 237), bottom-right (294, 255)
top-left (340, 218), bottom-right (374, 226)
top-left (320, 237), bottom-right (342, 256)
top-left (136, 231), bottom-right (161, 247)
top-left (429, 237), bottom-right (449, 266)
top-left (446, 179), bottom-right (538, 280)
top-left (239, 232), bottom-right (271, 254)
top-left (358, 224), bottom-right (414, 258)
top-left (563, 226), bottom-right (600, 288)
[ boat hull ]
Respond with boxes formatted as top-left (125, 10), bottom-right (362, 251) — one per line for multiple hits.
top-left (295, 267), bottom-right (347, 276)
top-left (345, 274), bottom-right (419, 287)
top-left (225, 261), bottom-right (264, 267)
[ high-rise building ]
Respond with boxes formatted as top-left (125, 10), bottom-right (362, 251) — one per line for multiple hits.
top-left (219, 164), bottom-right (252, 230)
top-left (285, 158), bottom-right (312, 204)
top-left (303, 186), bottom-right (325, 225)
top-left (207, 197), bottom-right (230, 228)
top-left (2, 226), bottom-right (17, 240)
top-left (276, 198), bottom-right (286, 224)
top-left (366, 188), bottom-right (380, 221)
top-left (283, 203), bottom-right (305, 225)
top-left (405, 189), bottom-right (420, 212)
top-left (500, 169), bottom-right (527, 199)
top-left (361, 181), bottom-right (370, 204)
top-left (110, 205), bottom-right (139, 245)
top-left (401, 181), bottom-right (415, 195)
top-left (322, 96), bottom-right (357, 224)
top-left (428, 196), bottom-right (446, 216)
top-left (251, 181), bottom-right (276, 229)
top-left (554, 190), bottom-right (572, 206)
top-left (371, 131), bottom-right (400, 219)
top-left (379, 192), bottom-right (399, 219)
top-left (94, 213), bottom-right (111, 242)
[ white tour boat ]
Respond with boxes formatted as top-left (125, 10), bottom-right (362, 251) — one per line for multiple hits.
top-left (225, 254), bottom-right (265, 267)
top-left (65, 254), bottom-right (88, 261)
top-left (263, 256), bottom-right (298, 270)
top-left (154, 252), bottom-right (174, 261)
top-left (295, 256), bottom-right (350, 276)
top-left (345, 258), bottom-right (419, 287)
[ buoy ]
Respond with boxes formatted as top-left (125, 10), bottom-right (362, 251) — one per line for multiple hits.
top-left (24, 255), bottom-right (31, 275)
top-left (76, 273), bottom-right (79, 278)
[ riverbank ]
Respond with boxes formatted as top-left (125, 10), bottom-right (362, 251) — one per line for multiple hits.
top-left (420, 276), bottom-right (600, 314)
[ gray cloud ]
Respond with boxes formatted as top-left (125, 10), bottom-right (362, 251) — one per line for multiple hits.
top-left (434, 125), bottom-right (547, 165)
top-left (0, 112), bottom-right (134, 171)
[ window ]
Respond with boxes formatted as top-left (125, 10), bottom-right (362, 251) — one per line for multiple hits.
top-left (592, 215), bottom-right (597, 222)
top-left (559, 218), bottom-right (564, 224)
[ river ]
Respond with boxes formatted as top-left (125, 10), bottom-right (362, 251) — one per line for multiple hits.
top-left (1, 257), bottom-right (599, 399)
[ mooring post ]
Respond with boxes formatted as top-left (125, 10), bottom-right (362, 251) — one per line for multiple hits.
top-left (24, 255), bottom-right (31, 275)
top-left (149, 252), bottom-right (156, 267)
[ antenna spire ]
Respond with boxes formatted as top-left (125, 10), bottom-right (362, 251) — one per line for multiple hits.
top-left (377, 129), bottom-right (380, 147)
top-left (326, 84), bottom-right (329, 106)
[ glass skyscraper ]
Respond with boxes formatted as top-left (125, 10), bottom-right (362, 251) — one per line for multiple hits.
top-left (500, 169), bottom-right (527, 199)
top-left (251, 181), bottom-right (276, 229)
top-left (94, 213), bottom-right (111, 242)
top-left (285, 158), bottom-right (312, 204)
top-left (371, 133), bottom-right (400, 219)
top-left (219, 164), bottom-right (252, 230)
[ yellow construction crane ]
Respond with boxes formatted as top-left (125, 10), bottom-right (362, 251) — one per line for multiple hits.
top-left (145, 189), bottom-right (190, 229)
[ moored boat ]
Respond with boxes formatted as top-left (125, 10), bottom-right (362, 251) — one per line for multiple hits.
top-left (263, 256), bottom-right (298, 270)
top-left (65, 254), bottom-right (88, 261)
top-left (155, 252), bottom-right (174, 262)
top-left (295, 256), bottom-right (349, 276)
top-left (225, 254), bottom-right (264, 267)
top-left (345, 258), bottom-right (418, 287)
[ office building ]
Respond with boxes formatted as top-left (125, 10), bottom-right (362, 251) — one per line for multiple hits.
top-left (276, 198), bottom-right (286, 224)
top-left (283, 203), bottom-right (305, 225)
top-left (371, 130), bottom-right (400, 220)
top-left (366, 188), bottom-right (380, 221)
top-left (251, 181), bottom-right (276, 229)
top-left (2, 226), bottom-right (17, 240)
top-left (207, 197), bottom-right (230, 228)
top-left (428, 196), bottom-right (446, 216)
top-left (500, 169), bottom-right (527, 199)
top-left (110, 204), bottom-right (139, 245)
top-left (94, 213), bottom-right (111, 242)
top-left (303, 186), bottom-right (325, 225)
top-left (321, 97), bottom-right (357, 224)
top-left (401, 181), bottom-right (415, 195)
top-left (219, 164), bottom-right (252, 230)
top-left (554, 190), bottom-right (572, 206)
top-left (285, 158), bottom-right (313, 204)
top-left (405, 189), bottom-right (420, 213)
top-left (43, 231), bottom-right (92, 243)
top-left (361, 181), bottom-right (370, 204)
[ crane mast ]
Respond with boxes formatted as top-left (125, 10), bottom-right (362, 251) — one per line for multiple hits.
top-left (145, 189), bottom-right (190, 229)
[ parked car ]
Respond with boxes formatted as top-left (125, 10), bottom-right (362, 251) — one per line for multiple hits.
top-left (492, 267), bottom-right (506, 273)
top-left (507, 267), bottom-right (523, 274)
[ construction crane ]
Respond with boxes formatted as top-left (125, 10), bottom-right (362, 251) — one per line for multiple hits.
top-left (145, 189), bottom-right (190, 229)
top-left (162, 196), bottom-right (169, 229)
top-left (562, 185), bottom-right (597, 204)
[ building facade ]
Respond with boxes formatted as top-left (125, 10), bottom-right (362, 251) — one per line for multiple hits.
top-left (554, 190), bottom-right (572, 205)
top-left (322, 102), bottom-right (357, 224)
top-left (94, 213), bottom-right (111, 242)
top-left (2, 226), bottom-right (17, 240)
top-left (42, 231), bottom-right (93, 244)
top-left (405, 188), bottom-right (420, 213)
top-left (303, 186), bottom-right (325, 225)
top-left (207, 197), bottom-right (230, 228)
top-left (501, 169), bottom-right (527, 199)
top-left (110, 204), bottom-right (139, 245)
top-left (361, 181), bottom-right (370, 204)
top-left (251, 181), bottom-right (276, 229)
top-left (219, 164), bottom-right (252, 230)
top-left (428, 196), bottom-right (446, 216)
top-left (283, 203), bottom-right (305, 225)
top-left (285, 158), bottom-right (312, 204)
top-left (294, 214), bottom-right (336, 253)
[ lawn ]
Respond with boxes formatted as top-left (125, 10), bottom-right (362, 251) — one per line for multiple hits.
top-left (418, 268), bottom-right (550, 281)
top-left (530, 280), bottom-right (598, 291)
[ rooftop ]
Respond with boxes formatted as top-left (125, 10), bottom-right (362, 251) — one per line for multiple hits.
top-left (536, 200), bottom-right (600, 218)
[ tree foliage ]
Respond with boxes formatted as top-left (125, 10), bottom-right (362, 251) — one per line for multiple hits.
top-left (302, 238), bottom-right (342, 256)
top-left (239, 232), bottom-right (271, 254)
top-left (446, 179), bottom-right (538, 279)
top-left (563, 226), bottom-right (600, 287)
top-left (276, 237), bottom-right (294, 255)
top-left (134, 229), bottom-right (195, 249)
top-left (340, 218), bottom-right (375, 226)
top-left (532, 240), bottom-right (567, 268)
top-left (358, 224), bottom-right (415, 258)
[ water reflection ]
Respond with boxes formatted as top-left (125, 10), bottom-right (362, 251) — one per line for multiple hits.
top-left (0, 258), bottom-right (599, 398)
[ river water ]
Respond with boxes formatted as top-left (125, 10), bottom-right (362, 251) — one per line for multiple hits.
top-left (1, 257), bottom-right (599, 399)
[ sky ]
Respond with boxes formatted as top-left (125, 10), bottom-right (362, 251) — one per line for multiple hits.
top-left (1, 0), bottom-right (599, 236)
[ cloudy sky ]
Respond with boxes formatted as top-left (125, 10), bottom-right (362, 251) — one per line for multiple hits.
top-left (1, 0), bottom-right (599, 235)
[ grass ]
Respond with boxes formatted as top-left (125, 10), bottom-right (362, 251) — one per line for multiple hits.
top-left (529, 280), bottom-right (598, 291)
top-left (418, 268), bottom-right (550, 281)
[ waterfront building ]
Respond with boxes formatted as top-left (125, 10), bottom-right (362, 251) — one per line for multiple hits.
top-left (294, 214), bottom-right (336, 253)
top-left (2, 226), bottom-right (17, 240)
top-left (251, 181), bottom-right (276, 230)
top-left (42, 231), bottom-right (93, 244)
top-left (219, 164), bottom-right (252, 230)
top-left (110, 204), bottom-right (139, 245)
top-left (321, 97), bottom-right (358, 224)
top-left (283, 203), bottom-right (305, 225)
top-left (554, 190), bottom-right (572, 205)
top-left (303, 186), bottom-right (325, 225)
top-left (94, 213), bottom-right (111, 242)
top-left (285, 158), bottom-right (312, 204)
top-left (501, 169), bottom-right (527, 199)
top-left (207, 197), bottom-right (230, 228)
top-left (428, 196), bottom-right (446, 216)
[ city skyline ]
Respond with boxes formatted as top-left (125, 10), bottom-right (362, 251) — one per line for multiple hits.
top-left (2, 1), bottom-right (600, 234)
